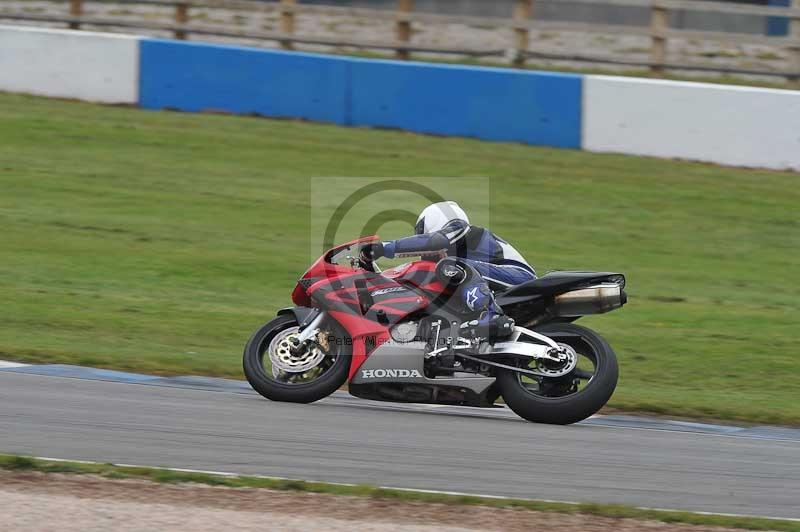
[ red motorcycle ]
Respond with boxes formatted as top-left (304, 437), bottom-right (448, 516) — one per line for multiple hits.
top-left (244, 236), bottom-right (627, 424)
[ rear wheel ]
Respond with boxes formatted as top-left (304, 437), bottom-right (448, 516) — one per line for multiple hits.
top-left (496, 323), bottom-right (618, 425)
top-left (243, 314), bottom-right (350, 403)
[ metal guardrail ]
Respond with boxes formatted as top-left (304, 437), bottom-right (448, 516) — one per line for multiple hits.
top-left (1, 0), bottom-right (799, 82)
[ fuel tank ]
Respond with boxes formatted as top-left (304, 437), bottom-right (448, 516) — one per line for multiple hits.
top-left (307, 271), bottom-right (429, 325)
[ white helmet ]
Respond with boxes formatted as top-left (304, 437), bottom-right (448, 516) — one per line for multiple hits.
top-left (415, 201), bottom-right (470, 235)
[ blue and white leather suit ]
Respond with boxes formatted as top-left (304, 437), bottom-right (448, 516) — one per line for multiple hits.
top-left (383, 218), bottom-right (536, 288)
top-left (381, 212), bottom-right (536, 321)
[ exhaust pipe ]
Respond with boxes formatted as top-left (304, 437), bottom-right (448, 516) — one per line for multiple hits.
top-left (551, 283), bottom-right (627, 317)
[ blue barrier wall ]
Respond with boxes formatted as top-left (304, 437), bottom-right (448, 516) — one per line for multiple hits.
top-left (140, 40), bottom-right (351, 124)
top-left (767, 0), bottom-right (790, 36)
top-left (139, 39), bottom-right (582, 149)
top-left (350, 59), bottom-right (582, 148)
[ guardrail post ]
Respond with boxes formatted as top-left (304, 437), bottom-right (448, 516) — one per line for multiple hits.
top-left (512, 0), bottom-right (533, 68)
top-left (395, 0), bottom-right (414, 60)
top-left (69, 0), bottom-right (83, 30)
top-left (791, 0), bottom-right (800, 87)
top-left (650, 2), bottom-right (669, 76)
top-left (281, 0), bottom-right (297, 50)
top-left (174, 3), bottom-right (189, 40)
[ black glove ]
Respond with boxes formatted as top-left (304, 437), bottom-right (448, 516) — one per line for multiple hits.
top-left (360, 241), bottom-right (384, 262)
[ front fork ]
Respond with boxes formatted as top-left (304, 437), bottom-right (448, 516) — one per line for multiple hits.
top-left (290, 310), bottom-right (326, 354)
top-left (295, 310), bottom-right (326, 341)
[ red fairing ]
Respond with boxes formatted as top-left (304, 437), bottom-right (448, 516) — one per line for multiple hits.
top-left (383, 260), bottom-right (447, 295)
top-left (292, 236), bottom-right (381, 307)
top-left (327, 310), bottom-right (391, 379)
top-left (292, 236), bottom-right (453, 379)
top-left (291, 284), bottom-right (312, 307)
top-left (291, 236), bottom-right (413, 378)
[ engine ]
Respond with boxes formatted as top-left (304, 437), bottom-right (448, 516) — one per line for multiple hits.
top-left (390, 321), bottom-right (419, 343)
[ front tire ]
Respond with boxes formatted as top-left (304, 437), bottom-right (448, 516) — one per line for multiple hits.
top-left (243, 314), bottom-right (350, 403)
top-left (496, 323), bottom-right (618, 425)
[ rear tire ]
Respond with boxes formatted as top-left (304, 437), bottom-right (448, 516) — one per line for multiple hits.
top-left (243, 314), bottom-right (350, 403)
top-left (496, 323), bottom-right (618, 425)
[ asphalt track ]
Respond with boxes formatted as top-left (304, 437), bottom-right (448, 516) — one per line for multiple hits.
top-left (1, 364), bottom-right (799, 520)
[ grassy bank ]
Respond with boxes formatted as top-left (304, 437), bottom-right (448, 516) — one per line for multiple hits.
top-left (1, 454), bottom-right (796, 531)
top-left (1, 92), bottom-right (798, 424)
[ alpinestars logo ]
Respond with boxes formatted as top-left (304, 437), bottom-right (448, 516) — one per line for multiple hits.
top-left (361, 369), bottom-right (423, 379)
top-left (465, 287), bottom-right (479, 310)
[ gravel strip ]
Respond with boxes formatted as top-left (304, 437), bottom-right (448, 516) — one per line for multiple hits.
top-left (0, 472), bottom-right (746, 532)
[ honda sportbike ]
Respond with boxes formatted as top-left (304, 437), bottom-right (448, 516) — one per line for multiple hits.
top-left (244, 236), bottom-right (627, 424)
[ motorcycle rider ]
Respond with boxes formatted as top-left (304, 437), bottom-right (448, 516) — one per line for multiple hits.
top-left (364, 201), bottom-right (536, 339)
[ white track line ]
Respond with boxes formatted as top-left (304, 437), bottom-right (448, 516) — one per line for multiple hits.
top-left (22, 456), bottom-right (798, 523)
top-left (0, 360), bottom-right (29, 369)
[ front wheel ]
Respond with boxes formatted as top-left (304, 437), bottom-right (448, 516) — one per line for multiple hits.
top-left (243, 314), bottom-right (351, 403)
top-left (496, 323), bottom-right (618, 425)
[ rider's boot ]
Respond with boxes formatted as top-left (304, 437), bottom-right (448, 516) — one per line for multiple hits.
top-left (458, 282), bottom-right (515, 341)
top-left (460, 311), bottom-right (515, 341)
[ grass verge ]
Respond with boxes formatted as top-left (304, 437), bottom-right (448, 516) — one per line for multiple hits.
top-left (1, 454), bottom-right (797, 531)
top-left (1, 92), bottom-right (799, 425)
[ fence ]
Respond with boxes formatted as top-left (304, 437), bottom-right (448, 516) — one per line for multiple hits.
top-left (1, 0), bottom-right (799, 82)
top-left (2, 24), bottom-right (799, 171)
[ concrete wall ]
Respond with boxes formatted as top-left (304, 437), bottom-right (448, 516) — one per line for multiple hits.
top-left (0, 25), bottom-right (138, 104)
top-left (1, 25), bottom-right (799, 171)
top-left (583, 76), bottom-right (800, 171)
